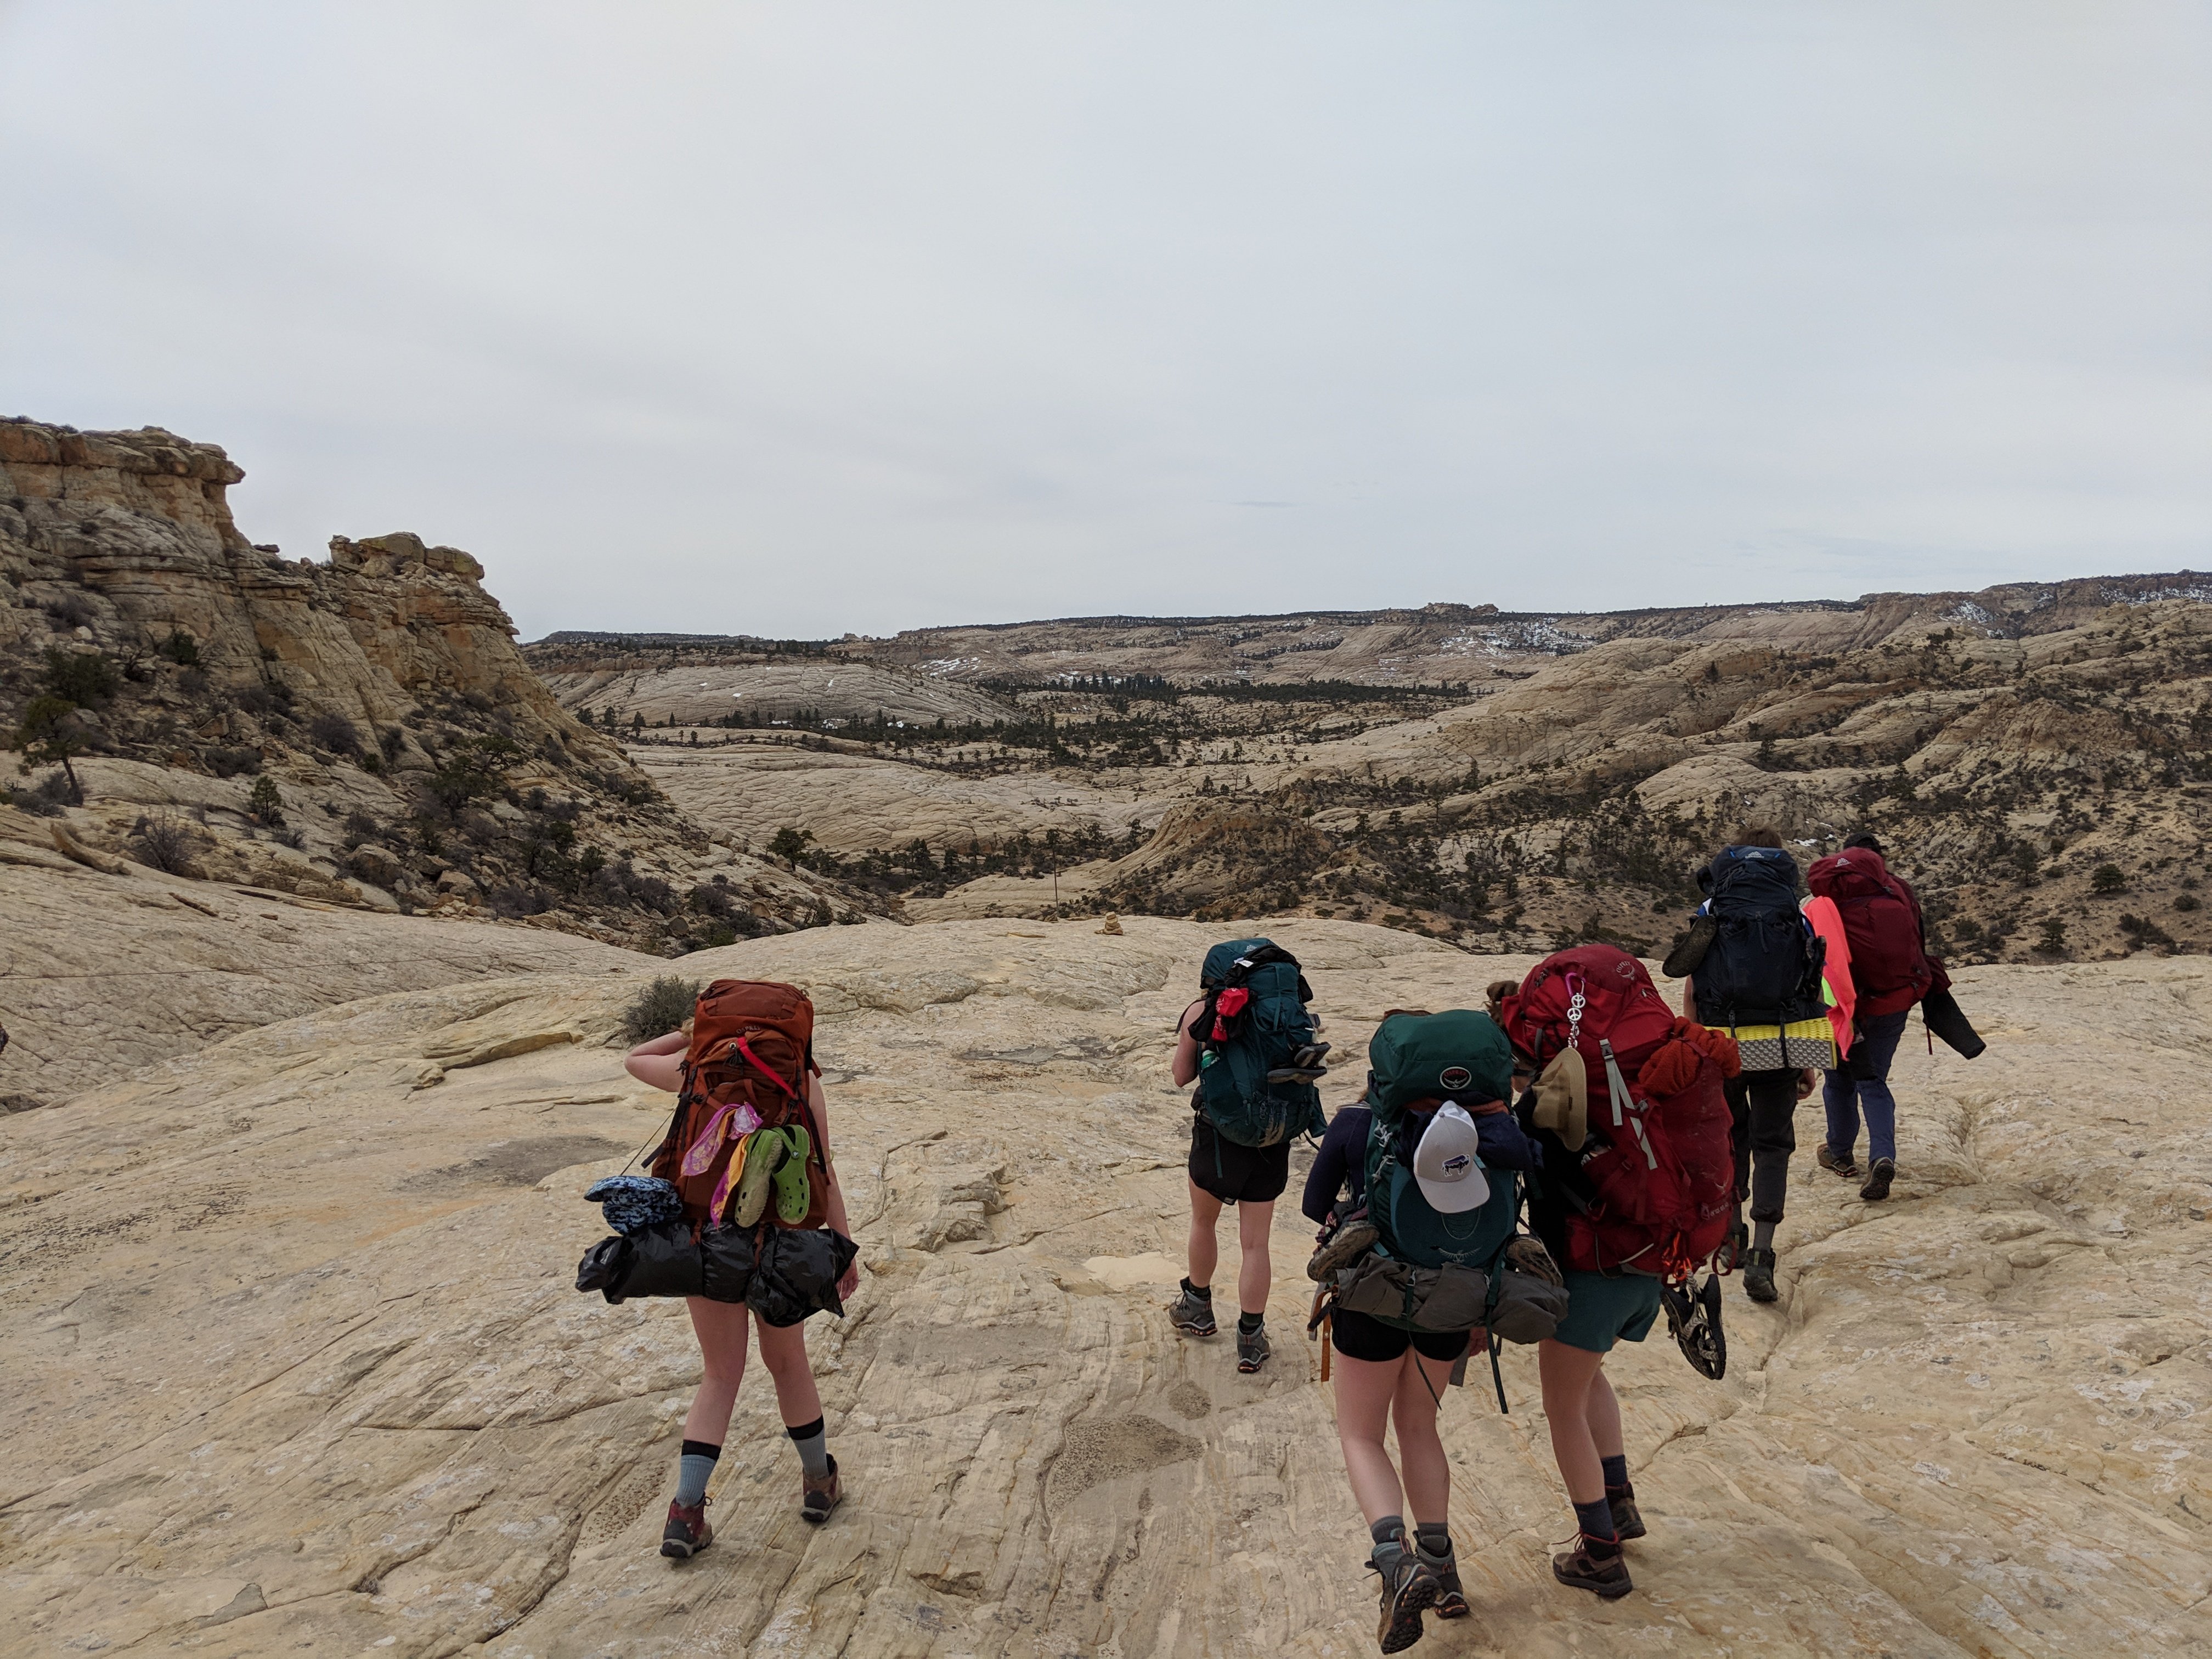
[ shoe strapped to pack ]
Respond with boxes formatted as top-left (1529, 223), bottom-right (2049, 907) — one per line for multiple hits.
top-left (584, 1175), bottom-right (684, 1236)
top-left (771, 1125), bottom-right (813, 1224)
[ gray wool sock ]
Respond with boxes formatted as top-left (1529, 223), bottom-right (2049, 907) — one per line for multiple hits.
top-left (675, 1439), bottom-right (720, 1506)
top-left (1752, 1220), bottom-right (1779, 1252)
top-left (1369, 1514), bottom-right (1406, 1561)
top-left (787, 1415), bottom-right (831, 1479)
top-left (1414, 1521), bottom-right (1452, 1559)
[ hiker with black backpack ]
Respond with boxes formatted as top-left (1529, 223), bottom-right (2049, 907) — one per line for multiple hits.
top-left (1809, 833), bottom-right (1937, 1204)
top-left (1167, 939), bottom-right (1329, 1374)
top-left (614, 981), bottom-right (861, 1559)
top-left (1664, 828), bottom-right (1834, 1305)
top-left (1302, 1008), bottom-right (1543, 1651)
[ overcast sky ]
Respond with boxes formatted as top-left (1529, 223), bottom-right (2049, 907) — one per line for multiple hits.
top-left (3, 3), bottom-right (2207, 639)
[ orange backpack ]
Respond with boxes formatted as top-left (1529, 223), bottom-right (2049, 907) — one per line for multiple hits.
top-left (648, 980), bottom-right (826, 1231)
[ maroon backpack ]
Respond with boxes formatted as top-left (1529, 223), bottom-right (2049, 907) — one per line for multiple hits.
top-left (1497, 945), bottom-right (1736, 1281)
top-left (1808, 850), bottom-right (1931, 1002)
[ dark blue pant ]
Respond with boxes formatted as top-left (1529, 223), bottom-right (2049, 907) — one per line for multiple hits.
top-left (1822, 1009), bottom-right (1910, 1166)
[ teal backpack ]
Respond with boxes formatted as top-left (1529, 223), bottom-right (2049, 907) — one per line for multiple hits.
top-left (1361, 1009), bottom-right (1520, 1316)
top-left (1190, 938), bottom-right (1328, 1148)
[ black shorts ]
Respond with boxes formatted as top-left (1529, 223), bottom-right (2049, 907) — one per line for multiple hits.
top-left (1188, 1112), bottom-right (1291, 1205)
top-left (1330, 1306), bottom-right (1474, 1364)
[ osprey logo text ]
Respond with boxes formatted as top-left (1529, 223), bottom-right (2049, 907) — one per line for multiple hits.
top-left (1439, 1065), bottom-right (1474, 1091)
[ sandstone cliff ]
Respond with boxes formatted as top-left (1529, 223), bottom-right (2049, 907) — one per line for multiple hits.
top-left (0, 417), bottom-right (876, 948)
top-left (0, 917), bottom-right (2203, 1657)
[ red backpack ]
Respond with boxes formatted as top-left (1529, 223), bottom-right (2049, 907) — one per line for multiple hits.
top-left (1497, 945), bottom-right (1738, 1282)
top-left (648, 980), bottom-right (827, 1231)
top-left (1807, 850), bottom-right (1931, 1002)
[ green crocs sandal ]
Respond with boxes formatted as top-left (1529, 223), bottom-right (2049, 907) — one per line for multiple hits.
top-left (772, 1125), bottom-right (813, 1224)
top-left (733, 1127), bottom-right (787, 1228)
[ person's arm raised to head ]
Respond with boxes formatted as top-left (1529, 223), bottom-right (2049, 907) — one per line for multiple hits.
top-left (624, 1029), bottom-right (689, 1092)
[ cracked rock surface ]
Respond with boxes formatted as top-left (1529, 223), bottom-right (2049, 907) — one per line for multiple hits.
top-left (0, 918), bottom-right (2206, 1656)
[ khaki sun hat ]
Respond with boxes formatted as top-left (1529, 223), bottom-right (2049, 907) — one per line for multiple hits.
top-left (1533, 1046), bottom-right (1589, 1153)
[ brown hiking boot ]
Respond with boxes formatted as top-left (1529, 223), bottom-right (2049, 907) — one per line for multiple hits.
top-left (1370, 1546), bottom-right (1438, 1653)
top-left (1860, 1158), bottom-right (1895, 1202)
top-left (1551, 1534), bottom-right (1632, 1599)
top-left (1419, 1549), bottom-right (1469, 1618)
top-left (801, 1454), bottom-right (842, 1524)
top-left (660, 1497), bottom-right (713, 1559)
top-left (1816, 1142), bottom-right (1860, 1180)
top-left (1608, 1487), bottom-right (1647, 1541)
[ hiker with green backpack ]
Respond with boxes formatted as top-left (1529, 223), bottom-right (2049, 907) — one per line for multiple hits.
top-left (1302, 1007), bottom-right (1549, 1652)
top-left (1167, 939), bottom-right (1329, 1374)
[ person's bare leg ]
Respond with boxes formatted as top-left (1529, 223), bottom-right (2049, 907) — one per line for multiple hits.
top-left (1235, 1198), bottom-right (1274, 1317)
top-left (1333, 1351), bottom-right (1410, 1522)
top-left (682, 1296), bottom-right (751, 1444)
top-left (1583, 1365), bottom-right (1625, 1462)
top-left (1538, 1339), bottom-right (1608, 1503)
top-left (1186, 1180), bottom-right (1223, 1289)
top-left (753, 1317), bottom-right (824, 1427)
top-left (1388, 1347), bottom-right (1459, 1523)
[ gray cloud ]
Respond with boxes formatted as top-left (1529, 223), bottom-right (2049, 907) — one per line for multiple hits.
top-left (2, 1), bottom-right (2206, 638)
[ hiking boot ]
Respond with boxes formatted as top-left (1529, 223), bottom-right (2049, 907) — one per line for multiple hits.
top-left (1816, 1142), bottom-right (1860, 1180)
top-left (1168, 1284), bottom-right (1217, 1338)
top-left (1417, 1547), bottom-right (1469, 1619)
top-left (660, 1497), bottom-right (713, 1559)
top-left (1860, 1158), bottom-right (1895, 1203)
top-left (1742, 1248), bottom-right (1778, 1304)
top-left (1608, 1488), bottom-right (1647, 1541)
top-left (800, 1453), bottom-right (842, 1525)
top-left (732, 1128), bottom-right (785, 1227)
top-left (1237, 1322), bottom-right (1271, 1374)
top-left (1717, 1217), bottom-right (1748, 1272)
top-left (1307, 1220), bottom-right (1379, 1282)
top-left (1551, 1536), bottom-right (1632, 1599)
top-left (1370, 1547), bottom-right (1439, 1653)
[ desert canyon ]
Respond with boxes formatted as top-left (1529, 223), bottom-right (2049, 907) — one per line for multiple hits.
top-left (3, 420), bottom-right (2208, 1658)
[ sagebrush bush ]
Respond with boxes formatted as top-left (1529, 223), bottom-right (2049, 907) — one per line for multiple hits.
top-left (621, 975), bottom-right (702, 1043)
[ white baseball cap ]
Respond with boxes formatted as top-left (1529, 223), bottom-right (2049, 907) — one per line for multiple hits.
top-left (1412, 1103), bottom-right (1491, 1214)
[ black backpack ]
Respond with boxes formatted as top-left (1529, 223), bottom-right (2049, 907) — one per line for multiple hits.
top-left (1690, 846), bottom-right (1825, 1028)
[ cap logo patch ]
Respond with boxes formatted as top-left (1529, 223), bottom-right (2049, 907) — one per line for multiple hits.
top-left (1439, 1066), bottom-right (1473, 1091)
top-left (1441, 1153), bottom-right (1471, 1176)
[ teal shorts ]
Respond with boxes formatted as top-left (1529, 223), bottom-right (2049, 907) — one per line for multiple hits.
top-left (1552, 1271), bottom-right (1662, 1354)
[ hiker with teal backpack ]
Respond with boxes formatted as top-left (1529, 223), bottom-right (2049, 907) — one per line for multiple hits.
top-left (1168, 939), bottom-right (1329, 1373)
top-left (1302, 1008), bottom-right (1554, 1652)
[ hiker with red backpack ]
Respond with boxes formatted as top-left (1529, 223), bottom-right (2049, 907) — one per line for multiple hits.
top-left (1664, 827), bottom-right (1835, 1305)
top-left (1494, 945), bottom-right (1742, 1602)
top-left (611, 981), bottom-right (861, 1559)
top-left (1302, 1008), bottom-right (1543, 1651)
top-left (1167, 939), bottom-right (1329, 1374)
top-left (1809, 834), bottom-right (1935, 1203)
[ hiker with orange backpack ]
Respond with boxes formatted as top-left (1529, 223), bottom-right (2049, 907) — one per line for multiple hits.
top-left (1495, 945), bottom-right (1741, 1601)
top-left (1303, 1008), bottom-right (1542, 1650)
top-left (612, 981), bottom-right (861, 1559)
top-left (1664, 828), bottom-right (1834, 1305)
top-left (1167, 939), bottom-right (1329, 1374)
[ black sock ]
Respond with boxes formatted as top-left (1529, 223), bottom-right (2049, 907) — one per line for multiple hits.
top-left (1601, 1454), bottom-right (1629, 1492)
top-left (1237, 1311), bottom-right (1263, 1334)
top-left (1182, 1277), bottom-right (1212, 1300)
top-left (1572, 1496), bottom-right (1620, 1555)
top-left (1414, 1521), bottom-right (1452, 1559)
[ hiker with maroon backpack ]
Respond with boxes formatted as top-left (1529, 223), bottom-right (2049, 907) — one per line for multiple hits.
top-left (1666, 828), bottom-right (1834, 1305)
top-left (611, 980), bottom-right (861, 1559)
top-left (1495, 945), bottom-right (1742, 1601)
top-left (1167, 939), bottom-right (1329, 1374)
top-left (1809, 834), bottom-right (1934, 1203)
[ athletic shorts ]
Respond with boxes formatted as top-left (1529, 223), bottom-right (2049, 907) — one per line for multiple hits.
top-left (1330, 1306), bottom-right (1474, 1364)
top-left (1188, 1112), bottom-right (1291, 1205)
top-left (1551, 1270), bottom-right (1662, 1354)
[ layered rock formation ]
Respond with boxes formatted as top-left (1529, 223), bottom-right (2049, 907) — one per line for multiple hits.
top-left (1, 916), bottom-right (2203, 1657)
top-left (0, 417), bottom-right (874, 946)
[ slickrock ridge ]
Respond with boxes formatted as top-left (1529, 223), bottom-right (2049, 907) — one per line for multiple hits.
top-left (0, 417), bottom-right (874, 946)
top-left (2, 917), bottom-right (2204, 1657)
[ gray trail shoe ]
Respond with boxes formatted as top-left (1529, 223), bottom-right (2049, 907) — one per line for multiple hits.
top-left (1237, 1322), bottom-right (1271, 1374)
top-left (1742, 1248), bottom-right (1778, 1304)
top-left (1168, 1284), bottom-right (1218, 1337)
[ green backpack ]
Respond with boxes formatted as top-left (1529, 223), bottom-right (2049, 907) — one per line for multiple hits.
top-left (1190, 938), bottom-right (1327, 1148)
